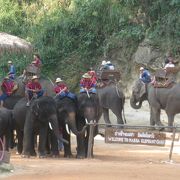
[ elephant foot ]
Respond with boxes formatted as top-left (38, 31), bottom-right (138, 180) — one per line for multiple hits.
top-left (39, 155), bottom-right (47, 159)
top-left (165, 128), bottom-right (173, 132)
top-left (39, 152), bottom-right (47, 158)
top-left (21, 154), bottom-right (30, 158)
top-left (64, 153), bottom-right (73, 158)
top-left (148, 126), bottom-right (156, 131)
top-left (76, 152), bottom-right (86, 159)
top-left (30, 151), bottom-right (37, 157)
top-left (106, 124), bottom-right (112, 128)
top-left (52, 154), bottom-right (60, 158)
top-left (16, 151), bottom-right (22, 155)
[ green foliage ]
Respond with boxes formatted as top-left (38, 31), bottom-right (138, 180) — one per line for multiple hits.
top-left (0, 0), bottom-right (179, 89)
top-left (0, 52), bottom-right (32, 77)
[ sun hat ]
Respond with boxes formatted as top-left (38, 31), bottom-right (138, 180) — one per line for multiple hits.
top-left (101, 60), bottom-right (107, 65)
top-left (82, 73), bottom-right (91, 79)
top-left (4, 76), bottom-right (9, 80)
top-left (32, 75), bottom-right (39, 80)
top-left (55, 78), bottom-right (63, 83)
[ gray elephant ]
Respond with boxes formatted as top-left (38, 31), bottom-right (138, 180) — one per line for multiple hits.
top-left (130, 80), bottom-right (180, 128)
top-left (76, 93), bottom-right (102, 158)
top-left (0, 108), bottom-right (14, 151)
top-left (54, 96), bottom-right (85, 158)
top-left (97, 84), bottom-right (125, 124)
top-left (13, 96), bottom-right (67, 157)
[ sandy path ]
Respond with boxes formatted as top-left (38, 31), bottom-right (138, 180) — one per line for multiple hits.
top-left (1, 100), bottom-right (180, 180)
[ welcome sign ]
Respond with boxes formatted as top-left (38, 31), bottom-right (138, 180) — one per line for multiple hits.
top-left (105, 128), bottom-right (166, 146)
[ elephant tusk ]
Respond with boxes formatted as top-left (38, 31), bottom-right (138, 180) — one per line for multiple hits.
top-left (49, 122), bottom-right (53, 130)
top-left (85, 118), bottom-right (88, 124)
top-left (66, 124), bottom-right (70, 134)
top-left (85, 130), bottom-right (87, 137)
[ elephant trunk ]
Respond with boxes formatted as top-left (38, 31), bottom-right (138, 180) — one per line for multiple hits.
top-left (49, 114), bottom-right (69, 144)
top-left (67, 112), bottom-right (86, 136)
top-left (130, 96), bottom-right (142, 109)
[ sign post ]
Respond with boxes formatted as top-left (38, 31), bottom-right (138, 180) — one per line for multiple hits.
top-left (105, 128), bottom-right (166, 146)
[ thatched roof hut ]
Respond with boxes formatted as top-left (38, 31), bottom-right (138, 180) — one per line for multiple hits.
top-left (0, 32), bottom-right (33, 55)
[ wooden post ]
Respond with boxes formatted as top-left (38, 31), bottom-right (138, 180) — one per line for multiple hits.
top-left (169, 127), bottom-right (176, 162)
top-left (87, 121), bottom-right (95, 159)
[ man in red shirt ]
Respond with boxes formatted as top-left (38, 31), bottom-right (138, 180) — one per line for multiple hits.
top-left (26, 75), bottom-right (44, 106)
top-left (88, 68), bottom-right (97, 85)
top-left (80, 73), bottom-right (96, 93)
top-left (54, 78), bottom-right (76, 100)
top-left (0, 77), bottom-right (15, 107)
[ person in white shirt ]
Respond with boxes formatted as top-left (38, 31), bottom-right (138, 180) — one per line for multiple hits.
top-left (164, 61), bottom-right (175, 69)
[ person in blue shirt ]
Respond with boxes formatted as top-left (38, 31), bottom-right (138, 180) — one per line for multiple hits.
top-left (139, 67), bottom-right (151, 84)
top-left (8, 61), bottom-right (16, 80)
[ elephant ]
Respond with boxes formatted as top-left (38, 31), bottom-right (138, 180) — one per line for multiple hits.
top-left (54, 96), bottom-right (85, 158)
top-left (76, 93), bottom-right (102, 158)
top-left (13, 96), bottom-right (67, 157)
top-left (97, 84), bottom-right (126, 125)
top-left (0, 108), bottom-right (14, 151)
top-left (130, 80), bottom-right (180, 129)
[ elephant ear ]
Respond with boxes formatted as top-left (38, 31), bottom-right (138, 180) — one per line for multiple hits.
top-left (139, 83), bottom-right (146, 98)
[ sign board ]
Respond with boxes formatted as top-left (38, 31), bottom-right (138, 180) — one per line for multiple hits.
top-left (105, 128), bottom-right (166, 146)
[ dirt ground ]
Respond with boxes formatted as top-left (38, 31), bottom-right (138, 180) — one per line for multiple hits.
top-left (1, 100), bottom-right (180, 180)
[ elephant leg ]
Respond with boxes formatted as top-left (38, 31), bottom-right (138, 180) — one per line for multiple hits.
top-left (5, 132), bottom-right (10, 151)
top-left (151, 107), bottom-right (164, 127)
top-left (166, 112), bottom-right (175, 132)
top-left (38, 126), bottom-right (48, 158)
top-left (85, 127), bottom-right (95, 158)
top-left (49, 130), bottom-right (59, 157)
top-left (30, 135), bottom-right (37, 156)
top-left (16, 129), bottom-right (23, 154)
top-left (111, 107), bottom-right (124, 125)
top-left (45, 133), bottom-right (51, 155)
top-left (76, 120), bottom-right (86, 159)
top-left (9, 130), bottom-right (15, 149)
top-left (22, 130), bottom-right (33, 157)
top-left (103, 108), bottom-right (111, 125)
top-left (150, 107), bottom-right (155, 126)
top-left (63, 130), bottom-right (72, 158)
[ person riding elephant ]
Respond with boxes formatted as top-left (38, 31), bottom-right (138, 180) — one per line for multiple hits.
top-left (0, 108), bottom-right (14, 151)
top-left (13, 96), bottom-right (68, 158)
top-left (0, 77), bottom-right (16, 107)
top-left (31, 54), bottom-right (42, 69)
top-left (88, 68), bottom-right (97, 84)
top-left (80, 73), bottom-right (96, 94)
top-left (139, 67), bottom-right (151, 84)
top-left (7, 60), bottom-right (16, 80)
top-left (54, 78), bottom-right (76, 100)
top-left (25, 75), bottom-right (44, 106)
top-left (76, 93), bottom-right (102, 158)
top-left (130, 79), bottom-right (180, 130)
